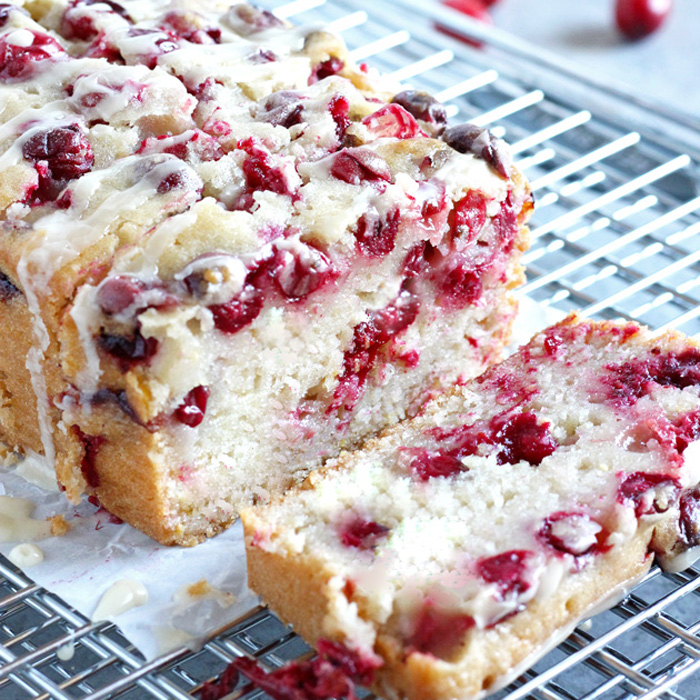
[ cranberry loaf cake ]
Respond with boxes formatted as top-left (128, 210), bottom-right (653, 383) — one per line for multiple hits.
top-left (242, 315), bottom-right (700, 700)
top-left (0, 1), bottom-right (531, 544)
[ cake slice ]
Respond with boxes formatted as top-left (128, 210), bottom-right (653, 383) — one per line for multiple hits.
top-left (242, 315), bottom-right (700, 700)
top-left (0, 1), bottom-right (531, 544)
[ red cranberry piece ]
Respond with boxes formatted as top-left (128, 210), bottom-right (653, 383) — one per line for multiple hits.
top-left (316, 639), bottom-right (381, 687)
top-left (449, 190), bottom-right (488, 245)
top-left (209, 285), bottom-right (264, 334)
top-left (156, 168), bottom-right (202, 195)
top-left (139, 130), bottom-right (224, 163)
top-left (354, 208), bottom-right (400, 257)
top-left (175, 385), bottom-right (210, 427)
top-left (72, 425), bottom-right (105, 488)
top-left (604, 349), bottom-right (700, 407)
top-left (126, 28), bottom-right (179, 69)
top-left (22, 124), bottom-right (94, 203)
top-left (491, 412), bottom-right (557, 466)
top-left (97, 276), bottom-right (149, 315)
top-left (228, 654), bottom-right (357, 700)
top-left (362, 103), bottom-right (424, 140)
top-left (62, 0), bottom-right (131, 41)
top-left (0, 30), bottom-right (66, 81)
top-left (673, 409), bottom-right (700, 453)
top-left (391, 90), bottom-right (447, 130)
top-left (329, 289), bottom-right (420, 414)
top-left (443, 0), bottom-right (492, 21)
top-left (437, 255), bottom-right (483, 309)
top-left (309, 56), bottom-right (344, 83)
top-left (98, 328), bottom-right (158, 370)
top-left (161, 10), bottom-right (221, 44)
top-left (615, 0), bottom-right (672, 40)
top-left (330, 147), bottom-right (391, 187)
top-left (260, 91), bottom-right (305, 128)
top-left (328, 94), bottom-right (350, 141)
top-left (477, 550), bottom-right (533, 599)
top-left (84, 32), bottom-right (123, 62)
top-left (0, 4), bottom-right (17, 27)
top-left (228, 4), bottom-right (284, 35)
top-left (340, 517), bottom-right (389, 549)
top-left (271, 244), bottom-right (335, 301)
top-left (405, 448), bottom-right (465, 481)
top-left (543, 328), bottom-right (565, 358)
top-left (0, 270), bottom-right (21, 301)
top-left (538, 512), bottom-right (603, 557)
top-left (403, 241), bottom-right (432, 279)
top-left (442, 123), bottom-right (512, 179)
top-left (408, 602), bottom-right (475, 659)
top-left (617, 472), bottom-right (681, 517)
top-left (679, 486), bottom-right (700, 548)
top-left (240, 138), bottom-right (292, 196)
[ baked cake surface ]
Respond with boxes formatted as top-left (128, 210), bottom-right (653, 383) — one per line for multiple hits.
top-left (242, 315), bottom-right (700, 700)
top-left (0, 1), bottom-right (531, 544)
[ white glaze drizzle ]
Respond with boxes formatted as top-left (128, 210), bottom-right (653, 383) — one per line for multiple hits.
top-left (8, 542), bottom-right (45, 567)
top-left (0, 496), bottom-right (52, 542)
top-left (91, 579), bottom-right (149, 621)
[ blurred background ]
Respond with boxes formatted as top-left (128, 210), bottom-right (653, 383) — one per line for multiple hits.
top-left (433, 0), bottom-right (700, 120)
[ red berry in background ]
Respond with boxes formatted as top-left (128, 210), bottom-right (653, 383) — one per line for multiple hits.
top-left (443, 0), bottom-right (491, 21)
top-left (615, 0), bottom-right (672, 40)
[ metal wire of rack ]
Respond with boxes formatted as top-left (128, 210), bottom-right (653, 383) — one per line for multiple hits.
top-left (2, 0), bottom-right (700, 698)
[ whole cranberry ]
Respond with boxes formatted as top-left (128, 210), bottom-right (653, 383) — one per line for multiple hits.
top-left (443, 0), bottom-right (491, 22)
top-left (22, 124), bottom-right (94, 202)
top-left (615, 0), bottom-right (672, 40)
top-left (391, 90), bottom-right (447, 130)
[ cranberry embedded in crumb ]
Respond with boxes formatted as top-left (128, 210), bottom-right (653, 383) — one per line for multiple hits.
top-left (240, 138), bottom-right (293, 196)
top-left (615, 0), bottom-right (672, 40)
top-left (260, 91), bottom-right (305, 128)
top-left (477, 550), bottom-right (533, 600)
top-left (309, 56), bottom-right (344, 83)
top-left (0, 271), bottom-right (21, 301)
top-left (679, 487), bottom-right (700, 547)
top-left (330, 147), bottom-right (392, 187)
top-left (405, 448), bottom-right (465, 481)
top-left (329, 289), bottom-right (420, 414)
top-left (0, 30), bottom-right (66, 81)
top-left (0, 4), bottom-right (15, 27)
top-left (491, 412), bottom-right (557, 466)
top-left (72, 425), bottom-right (105, 488)
top-left (437, 254), bottom-right (483, 308)
top-left (449, 190), bottom-right (488, 245)
top-left (22, 124), bottom-right (94, 203)
top-left (604, 349), bottom-right (700, 407)
top-left (62, 0), bottom-right (132, 41)
top-left (538, 512), bottom-right (604, 557)
top-left (209, 282), bottom-right (264, 334)
top-left (362, 103), bottom-right (425, 140)
top-left (161, 10), bottom-right (221, 44)
top-left (229, 4), bottom-right (284, 34)
top-left (391, 90), bottom-right (447, 130)
top-left (175, 385), bottom-right (210, 427)
top-left (270, 244), bottom-right (336, 301)
top-left (617, 471), bottom-right (681, 517)
top-left (408, 601), bottom-right (475, 659)
top-left (98, 328), bottom-right (159, 369)
top-left (442, 123), bottom-right (512, 179)
top-left (672, 409), bottom-right (700, 453)
top-left (340, 517), bottom-right (389, 549)
top-left (354, 208), bottom-right (400, 257)
top-left (328, 94), bottom-right (350, 141)
top-left (97, 276), bottom-right (150, 316)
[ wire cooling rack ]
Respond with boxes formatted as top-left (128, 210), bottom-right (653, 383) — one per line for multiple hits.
top-left (3, 0), bottom-right (700, 698)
